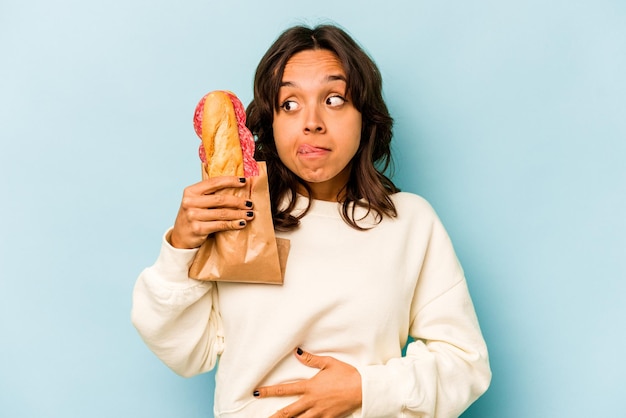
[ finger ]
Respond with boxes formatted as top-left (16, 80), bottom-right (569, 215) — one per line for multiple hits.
top-left (253, 381), bottom-right (305, 398)
top-left (182, 190), bottom-right (253, 211)
top-left (191, 218), bottom-right (251, 236)
top-left (171, 218), bottom-right (248, 248)
top-left (294, 347), bottom-right (330, 370)
top-left (191, 175), bottom-right (248, 195)
top-left (188, 207), bottom-right (255, 223)
top-left (268, 399), bottom-right (309, 418)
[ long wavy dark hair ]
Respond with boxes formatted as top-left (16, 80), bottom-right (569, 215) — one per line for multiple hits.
top-left (247, 24), bottom-right (399, 231)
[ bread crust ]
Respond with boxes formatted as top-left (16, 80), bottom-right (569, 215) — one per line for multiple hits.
top-left (201, 91), bottom-right (244, 177)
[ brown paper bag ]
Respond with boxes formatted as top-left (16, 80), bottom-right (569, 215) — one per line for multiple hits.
top-left (189, 162), bottom-right (289, 284)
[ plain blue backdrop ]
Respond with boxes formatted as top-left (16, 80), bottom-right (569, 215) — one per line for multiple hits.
top-left (1, 0), bottom-right (624, 416)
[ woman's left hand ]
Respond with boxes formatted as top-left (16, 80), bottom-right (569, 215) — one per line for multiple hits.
top-left (254, 348), bottom-right (362, 418)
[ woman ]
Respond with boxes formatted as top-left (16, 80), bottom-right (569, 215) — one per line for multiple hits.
top-left (132, 24), bottom-right (491, 417)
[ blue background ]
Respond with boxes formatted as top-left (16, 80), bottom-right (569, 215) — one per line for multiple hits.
top-left (1, 0), bottom-right (624, 416)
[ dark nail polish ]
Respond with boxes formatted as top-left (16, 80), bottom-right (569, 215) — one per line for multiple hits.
top-left (296, 347), bottom-right (303, 356)
top-left (245, 200), bottom-right (253, 208)
top-left (246, 211), bottom-right (254, 217)
top-left (239, 221), bottom-right (246, 226)
top-left (239, 177), bottom-right (246, 183)
top-left (253, 390), bottom-right (260, 397)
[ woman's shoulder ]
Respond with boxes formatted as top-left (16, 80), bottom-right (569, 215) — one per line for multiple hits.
top-left (390, 191), bottom-right (435, 213)
top-left (387, 192), bottom-right (445, 227)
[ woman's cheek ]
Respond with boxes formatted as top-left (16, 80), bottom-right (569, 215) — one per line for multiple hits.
top-left (273, 134), bottom-right (296, 171)
top-left (273, 120), bottom-right (297, 157)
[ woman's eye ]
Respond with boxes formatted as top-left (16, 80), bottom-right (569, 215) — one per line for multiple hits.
top-left (326, 95), bottom-right (346, 107)
top-left (280, 100), bottom-right (299, 112)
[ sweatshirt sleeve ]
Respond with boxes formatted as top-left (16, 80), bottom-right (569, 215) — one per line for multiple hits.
top-left (357, 213), bottom-right (491, 417)
top-left (131, 229), bottom-right (224, 378)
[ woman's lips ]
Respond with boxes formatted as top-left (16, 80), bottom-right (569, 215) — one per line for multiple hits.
top-left (297, 143), bottom-right (330, 157)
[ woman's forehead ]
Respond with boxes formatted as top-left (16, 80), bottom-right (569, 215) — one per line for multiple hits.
top-left (281, 50), bottom-right (346, 83)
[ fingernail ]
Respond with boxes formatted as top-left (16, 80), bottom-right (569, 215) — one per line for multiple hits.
top-left (239, 221), bottom-right (246, 226)
top-left (246, 211), bottom-right (254, 217)
top-left (296, 347), bottom-right (303, 356)
top-left (239, 177), bottom-right (246, 183)
top-left (253, 390), bottom-right (260, 397)
top-left (245, 200), bottom-right (253, 208)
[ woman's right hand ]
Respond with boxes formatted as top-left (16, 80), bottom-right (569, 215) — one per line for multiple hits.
top-left (169, 176), bottom-right (254, 249)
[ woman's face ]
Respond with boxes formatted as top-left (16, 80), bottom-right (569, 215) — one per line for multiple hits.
top-left (272, 49), bottom-right (362, 201)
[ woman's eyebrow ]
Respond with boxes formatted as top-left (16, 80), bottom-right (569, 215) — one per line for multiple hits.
top-left (326, 74), bottom-right (347, 83)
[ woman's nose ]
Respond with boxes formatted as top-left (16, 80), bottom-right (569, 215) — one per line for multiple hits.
top-left (303, 106), bottom-right (326, 134)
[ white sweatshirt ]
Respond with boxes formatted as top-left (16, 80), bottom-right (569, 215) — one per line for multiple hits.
top-left (132, 192), bottom-right (491, 417)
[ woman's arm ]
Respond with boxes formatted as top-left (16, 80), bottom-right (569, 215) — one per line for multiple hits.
top-left (132, 174), bottom-right (254, 376)
top-left (358, 216), bottom-right (491, 417)
top-left (358, 280), bottom-right (491, 417)
top-left (131, 230), bottom-right (224, 377)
